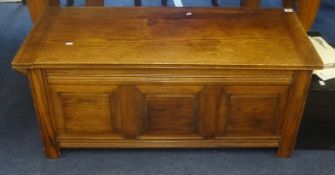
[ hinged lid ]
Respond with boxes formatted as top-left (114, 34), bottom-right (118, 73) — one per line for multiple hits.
top-left (12, 7), bottom-right (323, 71)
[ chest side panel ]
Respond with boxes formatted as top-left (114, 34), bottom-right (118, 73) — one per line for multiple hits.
top-left (45, 68), bottom-right (292, 147)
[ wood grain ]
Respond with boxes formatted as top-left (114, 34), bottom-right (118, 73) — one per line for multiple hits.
top-left (12, 8), bottom-right (323, 71)
top-left (283, 0), bottom-right (296, 8)
top-left (49, 84), bottom-right (119, 134)
top-left (219, 85), bottom-right (289, 137)
top-left (25, 0), bottom-right (59, 23)
top-left (120, 85), bottom-right (145, 138)
top-left (86, 0), bottom-right (104, 6)
top-left (297, 0), bottom-right (321, 30)
top-left (12, 8), bottom-right (323, 158)
top-left (28, 69), bottom-right (60, 159)
top-left (24, 0), bottom-right (321, 32)
top-left (59, 138), bottom-right (280, 148)
top-left (277, 71), bottom-right (313, 157)
top-left (26, 0), bottom-right (48, 23)
top-left (241, 0), bottom-right (261, 10)
top-left (49, 0), bottom-right (60, 6)
top-left (12, 8), bottom-right (59, 74)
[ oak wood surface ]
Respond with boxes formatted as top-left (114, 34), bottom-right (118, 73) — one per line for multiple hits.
top-left (241, 0), bottom-right (261, 10)
top-left (297, 0), bottom-right (321, 30)
top-left (277, 71), bottom-right (313, 157)
top-left (25, 0), bottom-right (59, 23)
top-left (25, 0), bottom-right (321, 32)
top-left (13, 7), bottom-right (322, 71)
top-left (28, 69), bottom-right (60, 159)
top-left (12, 8), bottom-right (323, 158)
top-left (25, 0), bottom-right (48, 25)
top-left (86, 0), bottom-right (104, 6)
top-left (58, 138), bottom-right (280, 148)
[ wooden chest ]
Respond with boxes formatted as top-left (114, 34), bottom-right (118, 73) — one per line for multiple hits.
top-left (12, 7), bottom-right (323, 158)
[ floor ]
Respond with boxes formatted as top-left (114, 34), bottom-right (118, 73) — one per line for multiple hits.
top-left (0, 1), bottom-right (335, 175)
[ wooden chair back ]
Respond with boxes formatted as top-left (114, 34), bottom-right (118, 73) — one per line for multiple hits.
top-left (25, 0), bottom-right (320, 30)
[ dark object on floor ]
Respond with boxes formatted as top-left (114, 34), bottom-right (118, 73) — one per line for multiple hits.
top-left (296, 32), bottom-right (335, 150)
top-left (297, 75), bottom-right (335, 149)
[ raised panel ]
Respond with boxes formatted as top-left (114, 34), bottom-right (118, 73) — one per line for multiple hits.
top-left (226, 95), bottom-right (279, 136)
top-left (48, 84), bottom-right (121, 136)
top-left (138, 85), bottom-right (203, 136)
top-left (218, 85), bottom-right (289, 137)
top-left (61, 94), bottom-right (112, 133)
top-left (128, 84), bottom-right (221, 138)
top-left (145, 95), bottom-right (196, 134)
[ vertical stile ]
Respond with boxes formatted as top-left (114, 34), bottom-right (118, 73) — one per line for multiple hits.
top-left (49, 0), bottom-right (60, 6)
top-left (241, 0), bottom-right (261, 10)
top-left (86, 0), bottom-right (104, 6)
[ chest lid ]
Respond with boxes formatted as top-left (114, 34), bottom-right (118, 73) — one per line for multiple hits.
top-left (12, 7), bottom-right (323, 71)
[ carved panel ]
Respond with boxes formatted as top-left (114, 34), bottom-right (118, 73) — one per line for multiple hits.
top-left (217, 85), bottom-right (289, 137)
top-left (145, 95), bottom-right (197, 134)
top-left (60, 94), bottom-right (112, 132)
top-left (227, 95), bottom-right (279, 135)
top-left (127, 85), bottom-right (221, 138)
top-left (47, 82), bottom-right (289, 140)
top-left (49, 84), bottom-right (121, 135)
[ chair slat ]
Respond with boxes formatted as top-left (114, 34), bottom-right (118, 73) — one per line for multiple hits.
top-left (297, 0), bottom-right (321, 30)
top-left (283, 0), bottom-right (296, 8)
top-left (49, 0), bottom-right (60, 6)
top-left (241, 0), bottom-right (261, 9)
top-left (86, 0), bottom-right (104, 6)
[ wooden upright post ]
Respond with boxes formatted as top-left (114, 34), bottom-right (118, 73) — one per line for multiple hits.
top-left (26, 0), bottom-right (59, 24)
top-left (297, 0), bottom-right (321, 30)
top-left (241, 0), bottom-right (261, 10)
top-left (283, 0), bottom-right (296, 8)
top-left (28, 69), bottom-right (60, 159)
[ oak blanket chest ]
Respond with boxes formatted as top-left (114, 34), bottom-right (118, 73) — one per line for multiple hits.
top-left (12, 7), bottom-right (323, 158)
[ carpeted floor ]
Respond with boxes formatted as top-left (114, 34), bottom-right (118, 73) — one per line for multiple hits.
top-left (0, 1), bottom-right (335, 175)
